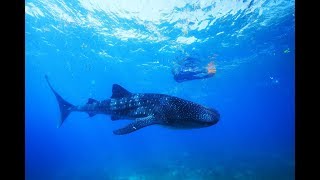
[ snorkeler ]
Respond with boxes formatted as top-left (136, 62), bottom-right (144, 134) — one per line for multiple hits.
top-left (172, 56), bottom-right (216, 83)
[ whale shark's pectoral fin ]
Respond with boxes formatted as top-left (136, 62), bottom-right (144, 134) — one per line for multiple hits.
top-left (88, 112), bottom-right (96, 117)
top-left (113, 116), bottom-right (158, 135)
top-left (111, 115), bottom-right (122, 121)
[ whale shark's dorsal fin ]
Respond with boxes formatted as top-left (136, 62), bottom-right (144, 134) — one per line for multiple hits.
top-left (111, 84), bottom-right (132, 98)
top-left (87, 98), bottom-right (98, 104)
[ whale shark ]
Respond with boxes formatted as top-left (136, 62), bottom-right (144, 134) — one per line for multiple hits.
top-left (45, 75), bottom-right (220, 135)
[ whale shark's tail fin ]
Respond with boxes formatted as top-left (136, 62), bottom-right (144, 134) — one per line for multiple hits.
top-left (45, 75), bottom-right (75, 128)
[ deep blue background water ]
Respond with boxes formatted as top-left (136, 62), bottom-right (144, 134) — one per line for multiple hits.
top-left (26, 0), bottom-right (295, 179)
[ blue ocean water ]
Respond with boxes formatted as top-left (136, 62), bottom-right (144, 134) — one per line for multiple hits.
top-left (25, 0), bottom-right (295, 179)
